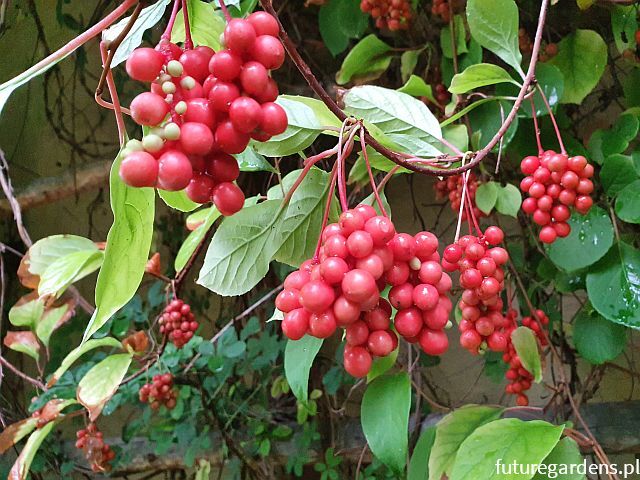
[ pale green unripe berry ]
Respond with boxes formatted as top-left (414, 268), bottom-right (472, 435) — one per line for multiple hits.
top-left (174, 101), bottom-right (188, 115)
top-left (445, 320), bottom-right (453, 330)
top-left (162, 81), bottom-right (176, 94)
top-left (125, 139), bottom-right (144, 152)
top-left (409, 257), bottom-right (421, 271)
top-left (164, 122), bottom-right (181, 140)
top-left (167, 60), bottom-right (183, 77)
top-left (142, 134), bottom-right (164, 153)
top-left (159, 73), bottom-right (172, 84)
top-left (121, 148), bottom-right (132, 157)
top-left (180, 76), bottom-right (196, 90)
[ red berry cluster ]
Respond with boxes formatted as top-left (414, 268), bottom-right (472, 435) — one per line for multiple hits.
top-left (139, 373), bottom-right (178, 410)
top-left (159, 299), bottom-right (198, 348)
top-left (435, 173), bottom-right (485, 221)
top-left (277, 204), bottom-right (452, 377)
top-left (442, 227), bottom-right (510, 354)
top-left (75, 424), bottom-right (115, 472)
top-left (502, 309), bottom-right (548, 406)
top-left (119, 11), bottom-right (287, 216)
top-left (520, 150), bottom-right (594, 244)
top-left (360, 0), bottom-right (412, 31)
top-left (431, 0), bottom-right (464, 22)
top-left (538, 43), bottom-right (558, 62)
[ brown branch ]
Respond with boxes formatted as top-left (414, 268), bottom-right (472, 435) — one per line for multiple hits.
top-left (0, 149), bottom-right (33, 246)
top-left (0, 355), bottom-right (46, 390)
top-left (258, 0), bottom-right (550, 176)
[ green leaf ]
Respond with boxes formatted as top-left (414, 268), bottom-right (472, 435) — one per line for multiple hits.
top-left (158, 189), bottom-right (200, 212)
top-left (367, 346), bottom-right (398, 382)
top-left (449, 64), bottom-right (519, 94)
top-left (8, 421), bottom-right (57, 480)
top-left (466, 0), bottom-right (523, 76)
top-left (408, 427), bottom-right (436, 480)
top-left (398, 75), bottom-right (436, 104)
top-left (83, 147), bottom-right (155, 340)
top-left (533, 437), bottom-right (585, 480)
top-left (344, 85), bottom-right (443, 157)
top-left (475, 181), bottom-right (499, 214)
top-left (24, 235), bottom-right (97, 279)
top-left (450, 419), bottom-right (563, 480)
top-left (35, 300), bottom-right (75, 347)
top-left (103, 0), bottom-right (171, 67)
top-left (573, 308), bottom-right (627, 365)
top-left (199, 168), bottom-right (335, 295)
top-left (401, 50), bottom-right (421, 83)
top-left (615, 179), bottom-right (640, 223)
top-left (3, 331), bottom-right (40, 361)
top-left (77, 353), bottom-right (132, 421)
top-left (468, 99), bottom-right (518, 151)
top-left (587, 242), bottom-right (640, 328)
top-left (495, 184), bottom-right (521, 217)
top-left (547, 206), bottom-right (614, 272)
top-left (253, 97), bottom-right (325, 157)
top-left (318, 0), bottom-right (369, 56)
top-left (611, 6), bottom-right (638, 54)
top-left (577, 0), bottom-right (595, 9)
top-left (361, 373), bottom-right (411, 473)
top-left (429, 405), bottom-right (504, 480)
top-left (172, 0), bottom-right (225, 49)
top-left (236, 148), bottom-right (276, 173)
top-left (38, 250), bottom-right (103, 299)
top-left (441, 15), bottom-right (468, 59)
top-left (601, 154), bottom-right (639, 196)
top-left (9, 297), bottom-right (45, 329)
top-left (287, 95), bottom-right (341, 129)
top-left (602, 114), bottom-right (639, 157)
top-left (175, 206), bottom-right (221, 272)
top-left (0, 418), bottom-right (39, 455)
top-left (549, 30), bottom-right (607, 104)
top-left (520, 63), bottom-right (564, 117)
top-left (336, 34), bottom-right (393, 85)
top-left (442, 124), bottom-right (469, 153)
top-left (511, 327), bottom-right (542, 382)
top-left (284, 336), bottom-right (323, 402)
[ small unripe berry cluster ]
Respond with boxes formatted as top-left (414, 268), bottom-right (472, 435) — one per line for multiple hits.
top-left (278, 204), bottom-right (452, 378)
top-left (75, 424), bottom-right (115, 472)
top-left (520, 150), bottom-right (594, 244)
top-left (119, 11), bottom-right (287, 216)
top-left (442, 227), bottom-right (510, 354)
top-left (519, 28), bottom-right (533, 56)
top-left (434, 84), bottom-right (451, 105)
top-left (159, 299), bottom-right (198, 348)
top-left (435, 173), bottom-right (484, 221)
top-left (431, 0), bottom-right (464, 22)
top-left (139, 373), bottom-right (177, 410)
top-left (538, 43), bottom-right (558, 62)
top-left (360, 0), bottom-right (412, 31)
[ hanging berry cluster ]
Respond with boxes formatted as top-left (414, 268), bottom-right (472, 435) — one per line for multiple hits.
top-left (75, 424), bottom-right (115, 473)
top-left (139, 373), bottom-right (178, 410)
top-left (359, 0), bottom-right (413, 31)
top-left (120, 10), bottom-right (287, 216)
top-left (435, 172), bottom-right (485, 221)
top-left (159, 298), bottom-right (198, 348)
top-left (278, 204), bottom-right (452, 378)
top-left (443, 227), bottom-right (510, 354)
top-left (431, 0), bottom-right (465, 22)
top-left (501, 309), bottom-right (549, 406)
top-left (520, 151), bottom-right (594, 244)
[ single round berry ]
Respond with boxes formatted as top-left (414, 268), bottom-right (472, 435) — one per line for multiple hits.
top-left (157, 150), bottom-right (193, 191)
top-left (259, 102), bottom-right (288, 135)
top-left (209, 50), bottom-right (243, 81)
top-left (206, 153), bottom-right (240, 182)
top-left (212, 182), bottom-right (245, 216)
top-left (341, 269), bottom-right (378, 304)
top-left (229, 96), bottom-right (263, 133)
top-left (119, 152), bottom-right (158, 187)
top-left (130, 92), bottom-right (169, 126)
top-left (215, 120), bottom-right (251, 154)
top-left (180, 122), bottom-right (214, 155)
top-left (126, 48), bottom-right (165, 82)
top-left (224, 19), bottom-right (257, 53)
top-left (248, 11), bottom-right (280, 36)
top-left (252, 35), bottom-right (285, 69)
top-left (185, 173), bottom-right (215, 203)
top-left (343, 346), bottom-right (372, 378)
top-left (282, 308), bottom-right (310, 340)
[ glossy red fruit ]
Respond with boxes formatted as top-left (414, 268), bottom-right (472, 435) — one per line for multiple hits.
top-left (520, 156), bottom-right (540, 175)
top-left (484, 226), bottom-right (504, 245)
top-left (443, 244), bottom-right (463, 263)
top-left (157, 150), bottom-right (192, 191)
top-left (333, 296), bottom-right (360, 326)
top-left (394, 307), bottom-right (423, 337)
top-left (320, 257), bottom-right (349, 285)
top-left (259, 102), bottom-right (288, 135)
top-left (419, 329), bottom-right (449, 356)
top-left (414, 231), bottom-right (438, 259)
top-left (126, 48), bottom-right (165, 82)
top-left (215, 120), bottom-right (251, 154)
top-left (212, 182), bottom-right (245, 216)
top-left (460, 329), bottom-right (482, 351)
top-left (224, 19), bottom-right (257, 53)
top-left (248, 11), bottom-right (280, 36)
top-left (368, 330), bottom-right (395, 356)
top-left (206, 153), bottom-right (239, 182)
top-left (180, 122), bottom-right (214, 155)
top-left (342, 269), bottom-right (378, 304)
top-left (179, 49), bottom-right (211, 83)
top-left (388, 283), bottom-right (414, 310)
top-left (309, 311), bottom-right (337, 338)
top-left (364, 216), bottom-right (395, 245)
top-left (184, 98), bottom-right (216, 128)
top-left (208, 50), bottom-right (243, 81)
top-left (539, 225), bottom-right (557, 244)
top-left (282, 308), bottom-right (310, 340)
top-left (275, 289), bottom-right (300, 312)
top-left (252, 35), bottom-right (285, 69)
top-left (130, 92), bottom-right (169, 126)
top-left (185, 173), bottom-right (215, 203)
top-left (284, 270), bottom-right (310, 290)
top-left (346, 231), bottom-right (374, 258)
top-left (346, 320), bottom-right (369, 345)
top-left (229, 96), bottom-right (263, 133)
top-left (254, 77), bottom-right (279, 103)
top-left (119, 152), bottom-right (158, 187)
top-left (300, 280), bottom-right (335, 313)
top-left (356, 253), bottom-right (385, 279)
top-left (412, 284), bottom-right (439, 311)
top-left (389, 233), bottom-right (416, 261)
top-left (240, 61), bottom-right (269, 96)
top-left (554, 221), bottom-right (571, 237)
top-left (208, 81), bottom-right (240, 112)
top-left (343, 346), bottom-right (372, 377)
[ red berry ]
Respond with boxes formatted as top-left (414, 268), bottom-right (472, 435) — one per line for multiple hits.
top-left (157, 150), bottom-right (192, 191)
top-left (419, 329), bottom-right (449, 356)
top-left (212, 182), bottom-right (245, 216)
top-left (343, 346), bottom-right (372, 377)
top-left (120, 152), bottom-right (158, 187)
top-left (209, 50), bottom-right (243, 81)
top-left (229, 96), bottom-right (263, 133)
top-left (346, 320), bottom-right (369, 345)
top-left (184, 98), bottom-right (216, 128)
top-left (208, 81), bottom-right (240, 112)
top-left (368, 330), bottom-right (395, 356)
top-left (215, 120), bottom-right (251, 154)
top-left (179, 49), bottom-right (211, 83)
top-left (300, 280), bottom-right (335, 313)
top-left (394, 307), bottom-right (423, 337)
top-left (539, 225), bottom-right (557, 244)
top-left (126, 48), bottom-right (165, 82)
top-left (309, 311), bottom-right (337, 338)
top-left (341, 269), bottom-right (378, 304)
top-left (185, 173), bottom-right (215, 203)
top-left (252, 35), bottom-right (285, 69)
top-left (247, 11), bottom-right (280, 36)
top-left (240, 61), bottom-right (269, 96)
top-left (130, 92), bottom-right (169, 126)
top-left (180, 122), bottom-right (214, 155)
top-left (206, 153), bottom-right (240, 182)
top-left (282, 308), bottom-right (310, 340)
top-left (224, 19), bottom-right (257, 53)
top-left (333, 296), bottom-right (361, 326)
top-left (259, 102), bottom-right (288, 135)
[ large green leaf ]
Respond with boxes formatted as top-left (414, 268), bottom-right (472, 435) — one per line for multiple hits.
top-left (172, 0), bottom-right (225, 49)
top-left (611, 6), bottom-right (638, 54)
top-left (38, 250), bottom-right (103, 299)
top-left (35, 300), bottom-right (75, 347)
top-left (475, 181), bottom-right (499, 214)
top-left (8, 421), bottom-right (57, 480)
top-left (83, 147), bottom-right (155, 340)
top-left (198, 168), bottom-right (334, 295)
top-left (511, 327), bottom-right (542, 382)
top-left (361, 372), bottom-right (411, 473)
top-left (615, 179), bottom-right (640, 224)
top-left (534, 437), bottom-right (585, 480)
top-left (547, 207), bottom-right (614, 272)
top-left (468, 99), bottom-right (518, 151)
top-left (236, 148), bottom-right (276, 173)
top-left (158, 189), bottom-right (200, 212)
top-left (284, 336), bottom-right (323, 402)
top-left (344, 85), bottom-right (443, 157)
top-left (408, 427), bottom-right (436, 480)
top-left (104, 0), bottom-right (171, 67)
top-left (520, 63), bottom-right (564, 117)
top-left (549, 30), bottom-right (607, 104)
top-left (602, 114), bottom-right (639, 158)
top-left (495, 184), bottom-right (521, 217)
top-left (601, 154), bottom-right (638, 196)
top-left (175, 207), bottom-right (221, 272)
top-left (48, 337), bottom-right (123, 387)
top-left (429, 405), bottom-right (503, 480)
top-left (450, 419), bottom-right (563, 480)
top-left (449, 64), bottom-right (519, 94)
top-left (9, 297), bottom-right (45, 329)
top-left (573, 308), bottom-right (627, 365)
top-left (587, 242), bottom-right (640, 328)
top-left (441, 15), bottom-right (468, 59)
top-left (336, 35), bottom-right (393, 85)
top-left (398, 75), bottom-right (436, 103)
top-left (318, 0), bottom-right (369, 56)
top-left (77, 353), bottom-right (132, 421)
top-left (466, 0), bottom-right (523, 76)
top-left (23, 235), bottom-right (97, 279)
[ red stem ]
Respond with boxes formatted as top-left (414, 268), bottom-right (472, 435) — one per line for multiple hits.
top-left (537, 85), bottom-right (566, 154)
top-left (282, 147), bottom-right (338, 206)
top-left (162, 0), bottom-right (181, 41)
top-left (100, 42), bottom-right (126, 145)
top-left (218, 0), bottom-right (232, 22)
top-left (182, 0), bottom-right (193, 49)
top-left (463, 180), bottom-right (482, 236)
top-left (530, 96), bottom-right (544, 156)
top-left (313, 163), bottom-right (339, 262)
top-left (360, 125), bottom-right (387, 217)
